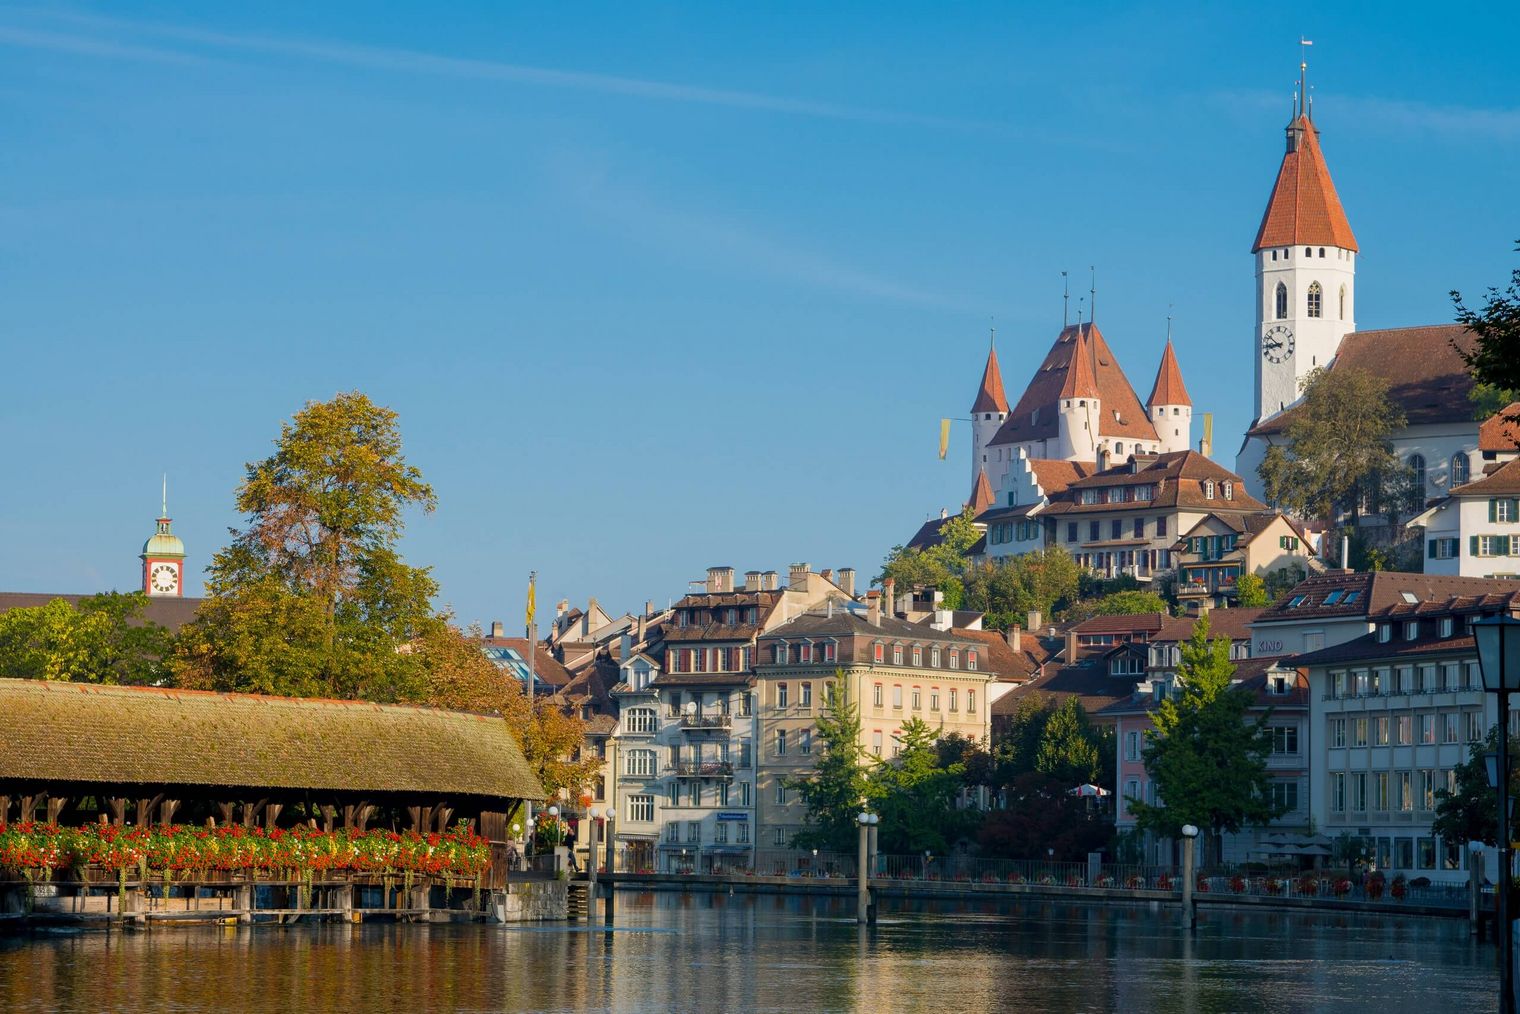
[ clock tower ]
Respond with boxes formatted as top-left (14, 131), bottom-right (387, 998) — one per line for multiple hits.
top-left (1251, 69), bottom-right (1357, 424)
top-left (140, 480), bottom-right (186, 597)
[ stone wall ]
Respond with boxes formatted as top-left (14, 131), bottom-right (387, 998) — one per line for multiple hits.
top-left (493, 881), bottom-right (568, 922)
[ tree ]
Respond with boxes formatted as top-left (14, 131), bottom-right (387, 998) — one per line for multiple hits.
top-left (0, 592), bottom-right (170, 685)
top-left (1062, 589), bottom-right (1169, 623)
top-left (874, 717), bottom-right (966, 853)
top-left (1235, 573), bottom-right (1269, 608)
top-left (961, 548), bottom-right (1081, 631)
top-left (993, 696), bottom-right (1055, 783)
top-left (1258, 366), bottom-right (1409, 522)
top-left (1452, 240), bottom-right (1520, 411)
top-left (1262, 564), bottom-right (1307, 604)
top-left (1130, 616), bottom-right (1280, 858)
top-left (172, 392), bottom-right (444, 701)
top-left (1434, 729), bottom-right (1520, 848)
top-left (1034, 698), bottom-right (1109, 787)
top-left (878, 509), bottom-right (982, 610)
top-left (977, 773), bottom-right (1113, 861)
top-left (788, 680), bottom-right (876, 851)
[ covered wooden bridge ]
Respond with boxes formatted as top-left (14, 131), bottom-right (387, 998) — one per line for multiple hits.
top-left (0, 677), bottom-right (545, 924)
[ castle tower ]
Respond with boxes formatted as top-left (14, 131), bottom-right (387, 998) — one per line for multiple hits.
top-left (1251, 70), bottom-right (1357, 423)
top-left (1055, 326), bottom-right (1101, 462)
top-left (1146, 338), bottom-right (1193, 455)
top-left (970, 337), bottom-right (1009, 489)
top-left (141, 477), bottom-right (186, 597)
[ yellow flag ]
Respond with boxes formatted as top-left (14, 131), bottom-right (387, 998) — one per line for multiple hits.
top-left (939, 419), bottom-right (951, 460)
top-left (525, 572), bottom-right (536, 629)
top-left (1202, 413), bottom-right (1214, 455)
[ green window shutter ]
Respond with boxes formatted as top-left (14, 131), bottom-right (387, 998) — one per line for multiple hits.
top-left (1491, 499), bottom-right (1500, 523)
top-left (1428, 539), bottom-right (1437, 559)
top-left (1502, 536), bottom-right (1513, 557)
top-left (1472, 535), bottom-right (1482, 557)
top-left (1512, 499), bottom-right (1520, 523)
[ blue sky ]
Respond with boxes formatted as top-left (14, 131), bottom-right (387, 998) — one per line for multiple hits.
top-left (3, 2), bottom-right (1518, 627)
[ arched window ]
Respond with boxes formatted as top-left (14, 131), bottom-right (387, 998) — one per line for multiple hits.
top-left (1339, 284), bottom-right (1346, 320)
top-left (1307, 281), bottom-right (1322, 318)
top-left (1275, 282), bottom-right (1288, 320)
top-left (1408, 454), bottom-right (1426, 498)
top-left (1115, 442), bottom-right (1125, 455)
top-left (1451, 453), bottom-right (1470, 487)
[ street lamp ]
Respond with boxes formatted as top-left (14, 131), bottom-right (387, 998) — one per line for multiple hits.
top-left (1474, 613), bottom-right (1520, 1014)
top-left (1180, 824), bottom-right (1200, 931)
top-left (857, 812), bottom-right (871, 923)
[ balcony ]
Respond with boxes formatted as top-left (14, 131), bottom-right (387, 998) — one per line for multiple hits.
top-left (672, 761), bottom-right (734, 779)
top-left (679, 713), bottom-right (732, 732)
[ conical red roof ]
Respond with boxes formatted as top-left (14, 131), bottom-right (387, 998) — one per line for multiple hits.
top-left (1146, 340), bottom-right (1191, 407)
top-left (1253, 115), bottom-right (1357, 253)
top-left (971, 346), bottom-right (1009, 414)
top-left (1058, 328), bottom-right (1101, 400)
top-left (967, 469), bottom-right (995, 514)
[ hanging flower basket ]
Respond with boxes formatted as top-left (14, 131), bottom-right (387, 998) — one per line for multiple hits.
top-left (1156, 873), bottom-right (1174, 891)
top-left (1229, 875), bottom-right (1247, 894)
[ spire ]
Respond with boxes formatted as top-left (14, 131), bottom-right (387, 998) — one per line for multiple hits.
top-left (1059, 325), bottom-right (1100, 400)
top-left (1253, 57), bottom-right (1356, 252)
top-left (971, 337), bottom-right (1009, 413)
top-left (161, 473), bottom-right (168, 519)
top-left (967, 468), bottom-right (995, 515)
top-left (1146, 338), bottom-right (1192, 408)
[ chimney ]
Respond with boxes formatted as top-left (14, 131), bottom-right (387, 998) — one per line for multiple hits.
top-left (580, 608), bottom-right (591, 638)
top-left (883, 578), bottom-right (896, 617)
top-left (1006, 624), bottom-right (1021, 652)
top-left (637, 613), bottom-right (647, 644)
top-left (490, 620), bottom-right (505, 638)
top-left (763, 570), bottom-right (779, 591)
top-left (1026, 609), bottom-right (1042, 633)
top-left (838, 568), bottom-right (856, 597)
top-left (619, 632), bottom-right (632, 663)
top-left (821, 568), bottom-right (834, 587)
top-left (706, 566), bottom-right (735, 593)
top-left (789, 562), bottom-right (812, 591)
top-left (555, 600), bottom-right (568, 621)
top-left (645, 599), bottom-right (655, 618)
top-left (932, 609), bottom-right (953, 631)
top-left (867, 594), bottom-right (881, 627)
top-left (1342, 534), bottom-right (1352, 572)
top-left (1065, 628), bottom-right (1080, 664)
top-left (744, 571), bottom-right (762, 592)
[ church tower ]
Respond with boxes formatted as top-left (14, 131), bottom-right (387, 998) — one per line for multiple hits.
top-left (1146, 337), bottom-right (1193, 455)
top-left (141, 478), bottom-right (186, 597)
top-left (1055, 327), bottom-right (1101, 462)
top-left (970, 336), bottom-right (1009, 489)
top-left (1251, 65), bottom-right (1357, 423)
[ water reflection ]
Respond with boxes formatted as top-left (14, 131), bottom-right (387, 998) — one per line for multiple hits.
top-left (0, 892), bottom-right (1496, 1012)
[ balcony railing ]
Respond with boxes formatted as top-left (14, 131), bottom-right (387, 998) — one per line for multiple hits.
top-left (679, 714), bottom-right (732, 731)
top-left (672, 761), bottom-right (734, 779)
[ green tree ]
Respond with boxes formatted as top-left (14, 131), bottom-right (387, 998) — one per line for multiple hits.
top-left (878, 509), bottom-right (982, 610)
top-left (1034, 698), bottom-right (1109, 787)
top-left (961, 548), bottom-right (1081, 631)
top-left (874, 717), bottom-right (966, 854)
top-left (172, 392), bottom-right (443, 701)
top-left (788, 680), bottom-right (877, 851)
top-left (1130, 616), bottom-right (1280, 858)
top-left (992, 696), bottom-right (1055, 782)
top-left (1452, 240), bottom-right (1520, 411)
top-left (1434, 729), bottom-right (1520, 848)
top-left (1063, 589), bottom-right (1169, 623)
top-left (1258, 366), bottom-right (1409, 522)
top-left (0, 592), bottom-right (171, 685)
top-left (1262, 564), bottom-right (1307, 604)
top-left (1235, 573), bottom-right (1269, 608)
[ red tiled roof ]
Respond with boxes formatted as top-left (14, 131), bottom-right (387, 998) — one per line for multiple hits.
top-left (1151, 607), bottom-right (1266, 645)
top-left (1059, 329), bottom-right (1101, 400)
top-left (972, 345), bottom-right (1009, 414)
top-left (1252, 115), bottom-right (1358, 253)
top-left (990, 323), bottom-right (1160, 447)
top-left (990, 663), bottom-right (1137, 718)
top-left (1256, 570), bottom-right (1520, 623)
top-left (1452, 457), bottom-right (1520, 496)
top-left (953, 627), bottom-right (1044, 682)
top-left (1249, 325), bottom-right (1477, 435)
top-left (968, 469), bottom-right (995, 513)
top-left (1145, 339), bottom-right (1191, 408)
top-left (1479, 403), bottom-right (1520, 453)
top-left (1029, 459), bottom-right (1095, 495)
top-left (1071, 612), bottom-right (1169, 636)
top-left (1043, 451), bottom-right (1266, 515)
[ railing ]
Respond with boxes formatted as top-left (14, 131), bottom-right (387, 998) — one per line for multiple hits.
top-left (672, 761), bottom-right (734, 778)
top-left (679, 714), bottom-right (732, 731)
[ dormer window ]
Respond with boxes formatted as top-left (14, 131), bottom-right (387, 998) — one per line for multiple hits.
top-left (1404, 620), bottom-right (1419, 641)
top-left (1378, 623), bottom-right (1392, 643)
top-left (1439, 617), bottom-right (1454, 638)
top-left (1222, 481), bottom-right (1234, 501)
top-left (1204, 480), bottom-right (1216, 500)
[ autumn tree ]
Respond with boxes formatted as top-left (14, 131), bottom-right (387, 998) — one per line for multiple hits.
top-left (0, 592), bottom-right (170, 685)
top-left (1130, 616), bottom-right (1279, 861)
top-left (1258, 367), bottom-right (1411, 522)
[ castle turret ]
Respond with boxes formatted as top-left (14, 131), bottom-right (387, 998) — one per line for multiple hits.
top-left (970, 339), bottom-right (1009, 489)
top-left (1055, 326), bottom-right (1100, 462)
top-left (1146, 338), bottom-right (1193, 455)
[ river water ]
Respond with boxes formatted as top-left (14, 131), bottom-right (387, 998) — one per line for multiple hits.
top-left (0, 891), bottom-right (1499, 1012)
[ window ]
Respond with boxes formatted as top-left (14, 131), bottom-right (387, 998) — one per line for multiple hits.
top-left (1067, 522), bottom-right (1079, 543)
top-left (625, 708), bottom-right (657, 734)
top-left (1440, 617), bottom-right (1455, 638)
top-left (1329, 717), bottom-right (1346, 748)
top-left (949, 688), bottom-right (959, 712)
top-left (1331, 772), bottom-right (1346, 813)
top-left (687, 821), bottom-right (702, 843)
top-left (823, 641), bottom-right (836, 663)
top-left (1352, 718), bottom-right (1368, 747)
top-left (1157, 516), bottom-right (1167, 537)
top-left (1223, 481), bottom-right (1234, 501)
top-left (1270, 781), bottom-right (1299, 812)
top-left (873, 642), bottom-right (883, 663)
top-left (1270, 726), bottom-right (1299, 754)
top-left (774, 643), bottom-right (789, 664)
top-left (740, 780), bottom-right (752, 806)
top-left (776, 683), bottom-right (789, 708)
top-left (775, 730), bottom-right (787, 756)
top-left (800, 682), bottom-right (812, 708)
top-left (800, 730), bottom-right (812, 755)
top-left (797, 642), bottom-right (813, 664)
top-left (967, 689), bottom-right (976, 714)
top-left (948, 649), bottom-right (959, 670)
top-left (1407, 453), bottom-right (1426, 496)
top-left (1339, 283), bottom-right (1347, 319)
top-left (1398, 772), bottom-right (1414, 812)
top-left (931, 646), bottom-right (941, 667)
top-left (1374, 771), bottom-right (1390, 811)
top-left (892, 645), bottom-right (904, 665)
top-left (1351, 772), bottom-right (1368, 811)
top-left (1274, 282), bottom-right (1288, 319)
top-left (967, 650), bottom-right (978, 671)
top-left (1378, 624), bottom-right (1392, 643)
top-left (740, 692), bottom-right (753, 717)
top-left (737, 822), bottom-right (749, 844)
top-left (625, 749), bottom-right (656, 776)
top-left (892, 685), bottom-right (903, 709)
top-left (872, 683), bottom-right (883, 707)
top-left (1204, 480), bottom-right (1215, 500)
top-left (872, 731), bottom-right (883, 754)
top-left (1430, 538), bottom-right (1459, 560)
top-left (929, 691), bottom-right (939, 711)
top-left (911, 690), bottom-right (921, 710)
top-left (912, 645), bottom-right (923, 666)
top-left (665, 821), bottom-right (679, 842)
top-left (1405, 620), bottom-right (1419, 642)
top-left (1374, 716), bottom-right (1389, 746)
top-left (1307, 281), bottom-right (1322, 317)
top-left (1420, 714), bottom-right (1436, 744)
top-left (1125, 731), bottom-right (1139, 761)
top-left (627, 795), bottom-right (654, 823)
top-left (1494, 498), bottom-right (1520, 523)
top-left (1452, 454), bottom-right (1470, 487)
top-left (774, 781), bottom-right (788, 804)
top-left (668, 783), bottom-right (680, 806)
top-left (1443, 712), bottom-right (1460, 744)
top-left (1469, 711), bottom-right (1486, 743)
top-left (1396, 715), bottom-right (1412, 745)
top-left (713, 821), bottom-right (728, 844)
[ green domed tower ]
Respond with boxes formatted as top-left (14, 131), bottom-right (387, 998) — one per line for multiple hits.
top-left (141, 477), bottom-right (186, 597)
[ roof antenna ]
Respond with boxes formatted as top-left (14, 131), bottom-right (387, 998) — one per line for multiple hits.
top-left (1089, 266), bottom-right (1097, 327)
top-left (1166, 305), bottom-right (1174, 343)
top-left (1062, 271), bottom-right (1070, 328)
top-left (1299, 37), bottom-right (1313, 120)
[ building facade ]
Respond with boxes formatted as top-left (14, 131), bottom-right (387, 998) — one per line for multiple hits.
top-left (1409, 458), bottom-right (1520, 579)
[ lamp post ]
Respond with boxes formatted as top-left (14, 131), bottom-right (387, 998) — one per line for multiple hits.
top-left (857, 812), bottom-right (871, 923)
top-left (603, 807), bottom-right (617, 926)
top-left (1180, 824), bottom-right (1199, 931)
top-left (586, 808), bottom-right (599, 920)
top-left (1475, 613), bottom-right (1520, 1014)
top-left (547, 805), bottom-right (561, 875)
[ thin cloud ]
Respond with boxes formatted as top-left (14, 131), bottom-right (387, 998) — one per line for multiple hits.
top-left (0, 8), bottom-right (993, 130)
top-left (0, 24), bottom-right (211, 66)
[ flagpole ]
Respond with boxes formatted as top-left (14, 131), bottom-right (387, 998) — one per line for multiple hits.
top-left (524, 570), bottom-right (537, 856)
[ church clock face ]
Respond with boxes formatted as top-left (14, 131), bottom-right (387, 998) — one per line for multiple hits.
top-left (1262, 324), bottom-right (1295, 364)
top-left (149, 562), bottom-right (179, 594)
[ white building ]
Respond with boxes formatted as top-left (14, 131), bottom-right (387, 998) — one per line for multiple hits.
top-left (1408, 431), bottom-right (1520, 579)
